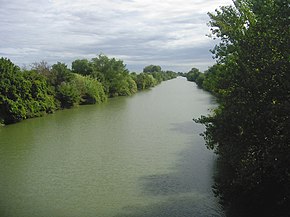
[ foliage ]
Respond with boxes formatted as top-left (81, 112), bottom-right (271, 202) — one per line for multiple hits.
top-left (201, 64), bottom-right (228, 95)
top-left (177, 72), bottom-right (187, 77)
top-left (90, 54), bottom-right (135, 97)
top-left (188, 64), bottom-right (231, 96)
top-left (143, 65), bottom-right (177, 84)
top-left (72, 57), bottom-right (177, 97)
top-left (56, 81), bottom-right (81, 108)
top-left (185, 67), bottom-right (207, 89)
top-left (0, 55), bottom-right (176, 125)
top-left (49, 62), bottom-right (74, 87)
top-left (125, 75), bottom-right (138, 95)
top-left (91, 54), bottom-right (124, 93)
top-left (164, 70), bottom-right (177, 79)
top-left (186, 68), bottom-right (201, 82)
top-left (0, 58), bottom-right (55, 124)
top-left (72, 59), bottom-right (93, 76)
top-left (74, 74), bottom-right (107, 104)
top-left (30, 60), bottom-right (51, 77)
top-left (23, 70), bottom-right (56, 117)
top-left (143, 65), bottom-right (162, 73)
top-left (0, 58), bottom-right (27, 124)
top-left (110, 74), bottom-right (138, 96)
top-left (196, 0), bottom-right (290, 216)
top-left (134, 73), bottom-right (156, 90)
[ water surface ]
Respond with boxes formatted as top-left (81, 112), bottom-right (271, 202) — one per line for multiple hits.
top-left (0, 77), bottom-right (223, 217)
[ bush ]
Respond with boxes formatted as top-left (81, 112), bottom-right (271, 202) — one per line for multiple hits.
top-left (110, 74), bottom-right (138, 97)
top-left (56, 82), bottom-right (81, 108)
top-left (0, 58), bottom-right (56, 124)
top-left (135, 73), bottom-right (156, 90)
top-left (74, 74), bottom-right (107, 104)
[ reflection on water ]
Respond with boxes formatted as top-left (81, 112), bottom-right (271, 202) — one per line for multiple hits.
top-left (0, 77), bottom-right (223, 217)
top-left (115, 129), bottom-right (223, 217)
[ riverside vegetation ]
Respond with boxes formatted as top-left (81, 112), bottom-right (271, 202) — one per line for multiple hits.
top-left (186, 0), bottom-right (289, 216)
top-left (0, 54), bottom-right (176, 125)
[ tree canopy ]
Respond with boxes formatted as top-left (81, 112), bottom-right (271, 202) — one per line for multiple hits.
top-left (0, 58), bottom-right (56, 124)
top-left (194, 0), bottom-right (290, 216)
top-left (143, 65), bottom-right (162, 73)
top-left (0, 55), bottom-right (177, 125)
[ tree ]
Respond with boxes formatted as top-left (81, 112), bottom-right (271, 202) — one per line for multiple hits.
top-left (0, 58), bottom-right (56, 124)
top-left (56, 81), bottom-right (80, 108)
top-left (197, 0), bottom-right (290, 216)
top-left (23, 70), bottom-right (56, 116)
top-left (72, 59), bottom-right (93, 76)
top-left (44, 62), bottom-right (77, 108)
top-left (30, 60), bottom-right (51, 77)
top-left (143, 65), bottom-right (162, 73)
top-left (186, 68), bottom-right (201, 82)
top-left (199, 64), bottom-right (230, 95)
top-left (0, 58), bottom-right (27, 124)
top-left (134, 73), bottom-right (156, 90)
top-left (142, 65), bottom-right (177, 83)
top-left (91, 54), bottom-right (133, 97)
top-left (49, 62), bottom-right (73, 87)
top-left (74, 74), bottom-right (107, 104)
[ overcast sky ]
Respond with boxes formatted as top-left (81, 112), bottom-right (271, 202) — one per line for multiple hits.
top-left (0, 0), bottom-right (233, 72)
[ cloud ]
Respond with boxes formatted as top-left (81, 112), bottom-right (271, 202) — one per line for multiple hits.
top-left (0, 0), bottom-right (233, 72)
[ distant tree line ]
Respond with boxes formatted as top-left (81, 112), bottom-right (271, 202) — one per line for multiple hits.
top-left (186, 0), bottom-right (289, 216)
top-left (0, 55), bottom-right (177, 125)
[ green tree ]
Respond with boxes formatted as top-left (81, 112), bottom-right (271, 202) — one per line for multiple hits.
top-left (200, 64), bottom-right (230, 95)
top-left (23, 70), bottom-right (56, 117)
top-left (30, 60), bottom-right (51, 77)
top-left (72, 59), bottom-right (93, 76)
top-left (0, 58), bottom-right (27, 124)
top-left (135, 73), bottom-right (156, 90)
top-left (149, 72), bottom-right (163, 84)
top-left (57, 81), bottom-right (80, 108)
top-left (110, 74), bottom-right (138, 96)
top-left (91, 54), bottom-right (134, 97)
top-left (49, 62), bottom-right (73, 87)
top-left (143, 65), bottom-right (162, 73)
top-left (164, 70), bottom-right (177, 80)
top-left (74, 74), bottom-right (107, 104)
top-left (186, 67), bottom-right (201, 82)
top-left (0, 58), bottom-right (56, 124)
top-left (197, 0), bottom-right (290, 216)
top-left (126, 75), bottom-right (138, 95)
top-left (46, 62), bottom-right (78, 108)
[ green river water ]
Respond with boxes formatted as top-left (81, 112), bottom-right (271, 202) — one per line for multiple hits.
top-left (0, 77), bottom-right (224, 217)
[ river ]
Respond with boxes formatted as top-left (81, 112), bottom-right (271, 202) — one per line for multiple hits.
top-left (0, 77), bottom-right (223, 217)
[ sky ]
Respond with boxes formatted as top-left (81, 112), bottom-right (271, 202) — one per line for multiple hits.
top-left (0, 0), bottom-right (233, 72)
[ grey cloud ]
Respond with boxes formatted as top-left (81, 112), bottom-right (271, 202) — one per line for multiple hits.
top-left (0, 0), bottom-right (231, 72)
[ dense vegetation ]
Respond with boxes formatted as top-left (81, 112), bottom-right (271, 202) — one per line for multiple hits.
top-left (0, 55), bottom-right (176, 125)
top-left (187, 0), bottom-right (289, 216)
